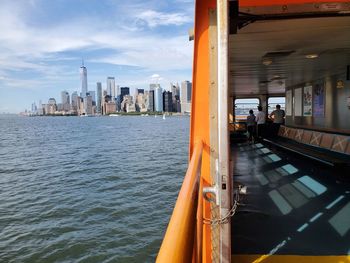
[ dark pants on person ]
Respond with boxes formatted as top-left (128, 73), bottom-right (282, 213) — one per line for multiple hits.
top-left (247, 125), bottom-right (255, 142)
top-left (272, 123), bottom-right (281, 137)
top-left (257, 124), bottom-right (265, 141)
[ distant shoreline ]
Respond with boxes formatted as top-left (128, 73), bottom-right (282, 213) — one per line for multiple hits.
top-left (17, 112), bottom-right (191, 117)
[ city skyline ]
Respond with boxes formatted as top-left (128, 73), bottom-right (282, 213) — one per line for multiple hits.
top-left (0, 0), bottom-right (194, 113)
top-left (27, 62), bottom-right (191, 116)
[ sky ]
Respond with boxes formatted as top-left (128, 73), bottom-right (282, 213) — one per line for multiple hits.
top-left (0, 0), bottom-right (194, 113)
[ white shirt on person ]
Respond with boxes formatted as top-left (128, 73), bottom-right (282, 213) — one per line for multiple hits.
top-left (256, 111), bottom-right (266, 124)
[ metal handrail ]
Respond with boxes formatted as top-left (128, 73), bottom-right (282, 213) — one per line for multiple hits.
top-left (156, 141), bottom-right (204, 263)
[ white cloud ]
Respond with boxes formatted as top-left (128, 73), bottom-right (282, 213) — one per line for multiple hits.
top-left (0, 1), bottom-right (194, 111)
top-left (135, 10), bottom-right (191, 28)
top-left (151, 74), bottom-right (160, 78)
top-left (0, 7), bottom-right (193, 72)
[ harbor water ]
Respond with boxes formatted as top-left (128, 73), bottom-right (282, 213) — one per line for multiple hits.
top-left (0, 115), bottom-right (189, 263)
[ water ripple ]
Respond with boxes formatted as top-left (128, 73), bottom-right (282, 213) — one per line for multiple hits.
top-left (0, 115), bottom-right (189, 262)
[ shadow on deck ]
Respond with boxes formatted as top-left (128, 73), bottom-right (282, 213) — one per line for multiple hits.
top-left (231, 142), bottom-right (350, 259)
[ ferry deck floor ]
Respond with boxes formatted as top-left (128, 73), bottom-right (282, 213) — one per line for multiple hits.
top-left (231, 141), bottom-right (350, 261)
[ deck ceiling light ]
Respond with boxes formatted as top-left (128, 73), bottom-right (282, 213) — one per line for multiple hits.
top-left (305, 54), bottom-right (319, 59)
top-left (262, 58), bottom-right (273, 66)
top-left (337, 80), bottom-right (344, 89)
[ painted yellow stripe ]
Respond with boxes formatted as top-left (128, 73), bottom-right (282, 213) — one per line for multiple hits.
top-left (232, 254), bottom-right (350, 263)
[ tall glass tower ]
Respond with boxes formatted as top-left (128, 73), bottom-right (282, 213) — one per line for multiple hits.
top-left (154, 86), bottom-right (163, 112)
top-left (107, 77), bottom-right (116, 100)
top-left (80, 60), bottom-right (88, 98)
top-left (96, 82), bottom-right (102, 114)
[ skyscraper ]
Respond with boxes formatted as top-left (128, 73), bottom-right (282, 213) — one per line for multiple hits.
top-left (71, 92), bottom-right (79, 113)
top-left (148, 90), bottom-right (154, 112)
top-left (87, 91), bottom-right (96, 103)
top-left (150, 83), bottom-right (160, 91)
top-left (80, 61), bottom-right (88, 98)
top-left (96, 82), bottom-right (102, 114)
top-left (180, 81), bottom-right (192, 113)
top-left (84, 95), bottom-right (93, 115)
top-left (171, 83), bottom-right (181, 112)
top-left (116, 85), bottom-right (121, 111)
top-left (107, 77), bottom-right (116, 100)
top-left (47, 98), bottom-right (57, 115)
top-left (163, 91), bottom-right (173, 112)
top-left (120, 87), bottom-right (130, 105)
top-left (61, 91), bottom-right (70, 112)
top-left (154, 86), bottom-right (163, 112)
top-left (180, 81), bottom-right (192, 103)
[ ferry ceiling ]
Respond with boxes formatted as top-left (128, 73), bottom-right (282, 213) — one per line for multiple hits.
top-left (229, 0), bottom-right (350, 96)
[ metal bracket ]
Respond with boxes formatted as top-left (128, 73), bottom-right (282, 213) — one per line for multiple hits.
top-left (203, 159), bottom-right (221, 206)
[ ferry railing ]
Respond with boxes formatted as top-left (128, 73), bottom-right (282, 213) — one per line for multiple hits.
top-left (156, 140), bottom-right (204, 263)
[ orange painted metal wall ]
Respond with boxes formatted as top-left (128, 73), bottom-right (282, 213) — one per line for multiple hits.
top-left (190, 0), bottom-right (216, 262)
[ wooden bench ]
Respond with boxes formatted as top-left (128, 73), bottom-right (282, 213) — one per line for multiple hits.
top-left (264, 125), bottom-right (350, 167)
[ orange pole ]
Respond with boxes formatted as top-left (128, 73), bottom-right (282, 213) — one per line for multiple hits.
top-left (156, 141), bottom-right (203, 263)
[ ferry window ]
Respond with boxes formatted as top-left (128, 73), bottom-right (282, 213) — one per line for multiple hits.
top-left (234, 98), bottom-right (260, 122)
top-left (268, 97), bottom-right (285, 115)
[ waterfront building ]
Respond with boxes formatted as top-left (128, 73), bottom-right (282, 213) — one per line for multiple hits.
top-left (39, 104), bottom-right (45, 115)
top-left (116, 85), bottom-right (121, 111)
top-left (31, 102), bottom-right (37, 114)
top-left (148, 90), bottom-right (154, 112)
top-left (78, 97), bottom-right (84, 115)
top-left (61, 91), bottom-right (70, 112)
top-left (47, 98), bottom-right (57, 115)
top-left (120, 95), bottom-right (135, 112)
top-left (87, 91), bottom-right (96, 103)
top-left (136, 93), bottom-right (148, 112)
top-left (71, 92), bottom-right (79, 113)
top-left (126, 103), bottom-right (136, 113)
top-left (121, 95), bottom-right (136, 113)
top-left (103, 101), bottom-right (116, 115)
top-left (44, 104), bottom-right (50, 115)
top-left (163, 91), bottom-right (173, 112)
top-left (96, 82), bottom-right (102, 114)
top-left (180, 80), bottom-right (192, 113)
top-left (171, 83), bottom-right (180, 99)
top-left (57, 103), bottom-right (64, 112)
top-left (171, 83), bottom-right (181, 112)
top-left (84, 95), bottom-right (93, 115)
top-left (144, 91), bottom-right (150, 111)
top-left (134, 89), bottom-right (139, 102)
top-left (80, 62), bottom-right (88, 98)
top-left (120, 87), bottom-right (130, 106)
top-left (116, 95), bottom-right (121, 112)
top-left (107, 77), bottom-right (116, 101)
top-left (154, 86), bottom-right (163, 112)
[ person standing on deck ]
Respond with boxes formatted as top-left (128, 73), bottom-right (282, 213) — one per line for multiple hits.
top-left (246, 110), bottom-right (256, 143)
top-left (256, 106), bottom-right (266, 142)
top-left (269, 104), bottom-right (285, 137)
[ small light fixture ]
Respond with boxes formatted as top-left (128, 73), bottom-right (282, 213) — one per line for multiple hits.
top-left (262, 57), bottom-right (273, 66)
top-left (337, 80), bottom-right (344, 89)
top-left (305, 54), bottom-right (319, 59)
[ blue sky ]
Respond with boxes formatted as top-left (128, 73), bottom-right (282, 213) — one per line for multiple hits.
top-left (0, 0), bottom-right (194, 113)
